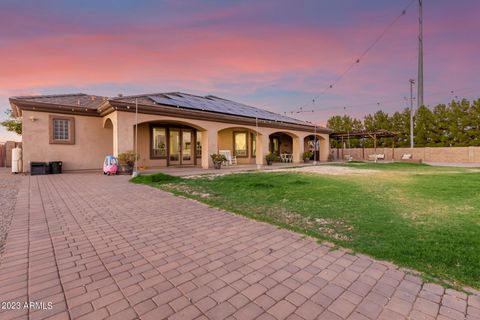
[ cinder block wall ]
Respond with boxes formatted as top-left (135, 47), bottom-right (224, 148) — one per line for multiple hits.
top-left (332, 146), bottom-right (480, 163)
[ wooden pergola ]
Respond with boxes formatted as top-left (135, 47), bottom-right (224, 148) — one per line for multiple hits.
top-left (330, 129), bottom-right (398, 160)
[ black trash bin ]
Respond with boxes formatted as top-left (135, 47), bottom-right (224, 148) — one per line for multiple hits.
top-left (31, 162), bottom-right (48, 175)
top-left (49, 161), bottom-right (63, 174)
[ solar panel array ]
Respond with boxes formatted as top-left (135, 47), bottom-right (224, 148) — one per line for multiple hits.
top-left (147, 93), bottom-right (307, 125)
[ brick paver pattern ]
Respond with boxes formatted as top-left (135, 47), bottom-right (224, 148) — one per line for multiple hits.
top-left (0, 173), bottom-right (479, 320)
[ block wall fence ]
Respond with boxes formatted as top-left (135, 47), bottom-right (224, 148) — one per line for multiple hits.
top-left (331, 146), bottom-right (480, 164)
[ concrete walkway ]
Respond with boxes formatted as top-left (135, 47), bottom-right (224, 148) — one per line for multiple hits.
top-left (0, 173), bottom-right (479, 320)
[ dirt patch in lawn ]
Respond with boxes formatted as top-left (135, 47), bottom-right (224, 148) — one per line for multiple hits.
top-left (282, 165), bottom-right (378, 176)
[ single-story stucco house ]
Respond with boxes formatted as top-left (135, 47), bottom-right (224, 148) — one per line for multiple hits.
top-left (9, 92), bottom-right (331, 173)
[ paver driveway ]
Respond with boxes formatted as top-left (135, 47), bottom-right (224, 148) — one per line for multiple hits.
top-left (0, 173), bottom-right (479, 320)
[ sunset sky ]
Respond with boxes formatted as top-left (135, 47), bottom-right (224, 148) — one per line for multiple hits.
top-left (1, 0), bottom-right (479, 141)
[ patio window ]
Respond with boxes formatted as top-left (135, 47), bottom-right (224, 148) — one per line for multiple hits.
top-left (251, 133), bottom-right (256, 157)
top-left (152, 127), bottom-right (166, 158)
top-left (49, 115), bottom-right (75, 144)
top-left (196, 131), bottom-right (202, 158)
top-left (234, 131), bottom-right (248, 157)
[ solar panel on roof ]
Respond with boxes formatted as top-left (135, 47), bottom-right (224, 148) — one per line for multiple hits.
top-left (147, 94), bottom-right (306, 125)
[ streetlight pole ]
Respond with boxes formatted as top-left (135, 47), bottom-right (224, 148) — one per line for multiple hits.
top-left (132, 98), bottom-right (139, 177)
top-left (409, 79), bottom-right (415, 148)
top-left (417, 0), bottom-right (424, 108)
top-left (313, 125), bottom-right (317, 165)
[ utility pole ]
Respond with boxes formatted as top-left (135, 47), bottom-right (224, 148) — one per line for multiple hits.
top-left (313, 125), bottom-right (317, 165)
top-left (409, 79), bottom-right (415, 148)
top-left (417, 0), bottom-right (424, 108)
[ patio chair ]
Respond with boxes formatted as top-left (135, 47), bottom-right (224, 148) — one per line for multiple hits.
top-left (280, 153), bottom-right (293, 163)
top-left (219, 150), bottom-right (237, 165)
top-left (377, 154), bottom-right (385, 160)
top-left (401, 153), bottom-right (412, 160)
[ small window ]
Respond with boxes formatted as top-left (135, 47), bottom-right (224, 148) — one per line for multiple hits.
top-left (53, 119), bottom-right (70, 140)
top-left (152, 127), bottom-right (167, 158)
top-left (196, 131), bottom-right (202, 158)
top-left (49, 116), bottom-right (75, 144)
top-left (251, 133), bottom-right (256, 157)
top-left (234, 132), bottom-right (248, 157)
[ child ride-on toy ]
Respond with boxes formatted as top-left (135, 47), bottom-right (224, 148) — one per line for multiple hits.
top-left (103, 155), bottom-right (118, 175)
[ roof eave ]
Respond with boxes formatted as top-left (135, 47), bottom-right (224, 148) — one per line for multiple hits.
top-left (109, 100), bottom-right (331, 133)
top-left (9, 98), bottom-right (101, 117)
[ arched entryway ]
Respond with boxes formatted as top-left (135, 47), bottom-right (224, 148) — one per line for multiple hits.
top-left (304, 134), bottom-right (326, 162)
top-left (217, 127), bottom-right (260, 165)
top-left (102, 118), bottom-right (114, 156)
top-left (268, 131), bottom-right (301, 162)
top-left (135, 120), bottom-right (206, 167)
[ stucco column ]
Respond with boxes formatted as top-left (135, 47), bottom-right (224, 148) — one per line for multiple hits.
top-left (201, 129), bottom-right (217, 169)
top-left (319, 136), bottom-right (329, 161)
top-left (110, 112), bottom-right (135, 156)
top-left (255, 133), bottom-right (267, 165)
top-left (292, 137), bottom-right (303, 163)
top-left (255, 132), bottom-right (269, 165)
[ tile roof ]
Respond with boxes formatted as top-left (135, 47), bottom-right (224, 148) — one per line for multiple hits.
top-left (11, 93), bottom-right (108, 110)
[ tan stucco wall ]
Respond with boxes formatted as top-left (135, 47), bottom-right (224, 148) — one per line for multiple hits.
top-left (217, 128), bottom-right (255, 164)
top-left (111, 111), bottom-right (330, 168)
top-left (136, 123), bottom-right (167, 168)
top-left (22, 110), bottom-right (113, 172)
top-left (18, 108), bottom-right (330, 171)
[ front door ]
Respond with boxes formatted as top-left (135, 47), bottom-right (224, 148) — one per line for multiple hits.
top-left (181, 129), bottom-right (194, 165)
top-left (168, 128), bottom-right (194, 166)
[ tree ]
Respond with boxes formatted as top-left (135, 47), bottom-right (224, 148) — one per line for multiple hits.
top-left (431, 103), bottom-right (451, 146)
top-left (1, 110), bottom-right (22, 135)
top-left (391, 109), bottom-right (410, 147)
top-left (414, 106), bottom-right (435, 146)
top-left (326, 115), bottom-right (363, 148)
top-left (363, 110), bottom-right (391, 147)
top-left (327, 97), bottom-right (480, 148)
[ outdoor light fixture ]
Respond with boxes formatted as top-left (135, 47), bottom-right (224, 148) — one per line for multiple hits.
top-left (29, 116), bottom-right (37, 122)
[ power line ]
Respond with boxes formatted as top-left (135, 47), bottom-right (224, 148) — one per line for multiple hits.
top-left (287, 0), bottom-right (416, 114)
top-left (284, 86), bottom-right (479, 115)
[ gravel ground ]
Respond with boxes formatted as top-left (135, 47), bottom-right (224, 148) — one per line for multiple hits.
top-left (0, 168), bottom-right (21, 258)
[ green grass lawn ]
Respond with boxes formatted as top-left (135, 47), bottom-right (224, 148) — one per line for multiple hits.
top-left (132, 163), bottom-right (480, 289)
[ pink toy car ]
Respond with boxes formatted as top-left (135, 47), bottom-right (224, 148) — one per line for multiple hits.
top-left (103, 155), bottom-right (118, 175)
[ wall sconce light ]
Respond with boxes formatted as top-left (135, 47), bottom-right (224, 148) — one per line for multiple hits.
top-left (29, 116), bottom-right (37, 122)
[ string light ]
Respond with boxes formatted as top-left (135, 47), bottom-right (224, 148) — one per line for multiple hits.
top-left (287, 0), bottom-right (416, 114)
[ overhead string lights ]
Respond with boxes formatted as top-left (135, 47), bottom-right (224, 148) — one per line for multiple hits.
top-left (287, 0), bottom-right (416, 115)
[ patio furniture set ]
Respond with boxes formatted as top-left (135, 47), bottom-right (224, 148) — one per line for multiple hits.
top-left (218, 150), bottom-right (293, 166)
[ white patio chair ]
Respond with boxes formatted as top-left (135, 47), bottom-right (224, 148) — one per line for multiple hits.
top-left (401, 153), bottom-right (412, 160)
top-left (218, 150), bottom-right (237, 165)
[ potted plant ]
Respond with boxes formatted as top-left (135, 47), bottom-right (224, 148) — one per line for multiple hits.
top-left (118, 150), bottom-right (139, 174)
top-left (210, 153), bottom-right (227, 169)
top-left (303, 151), bottom-right (313, 162)
top-left (265, 152), bottom-right (276, 165)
